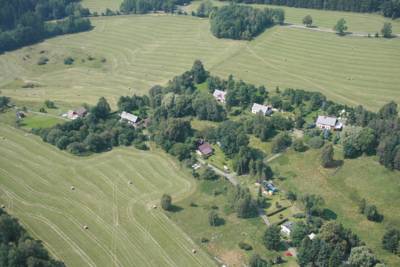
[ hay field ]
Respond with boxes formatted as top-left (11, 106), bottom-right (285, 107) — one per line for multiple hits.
top-left (0, 14), bottom-right (399, 110)
top-left (0, 124), bottom-right (216, 267)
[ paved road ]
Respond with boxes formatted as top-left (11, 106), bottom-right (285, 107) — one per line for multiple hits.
top-left (197, 158), bottom-right (271, 226)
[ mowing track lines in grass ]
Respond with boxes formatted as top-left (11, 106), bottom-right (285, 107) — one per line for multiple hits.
top-left (26, 213), bottom-right (97, 267)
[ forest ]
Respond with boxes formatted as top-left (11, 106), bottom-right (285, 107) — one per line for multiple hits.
top-left (0, 208), bottom-right (65, 267)
top-left (0, 0), bottom-right (91, 53)
top-left (210, 5), bottom-right (285, 40)
top-left (224, 0), bottom-right (400, 19)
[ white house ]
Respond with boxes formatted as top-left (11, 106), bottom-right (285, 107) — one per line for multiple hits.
top-left (280, 221), bottom-right (294, 236)
top-left (213, 89), bottom-right (226, 103)
top-left (251, 103), bottom-right (273, 116)
top-left (316, 115), bottom-right (343, 130)
top-left (120, 111), bottom-right (140, 127)
top-left (308, 232), bottom-right (316, 240)
top-left (66, 107), bottom-right (87, 120)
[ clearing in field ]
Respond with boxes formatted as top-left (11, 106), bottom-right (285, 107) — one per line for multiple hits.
top-left (0, 13), bottom-right (399, 110)
top-left (0, 123), bottom-right (216, 267)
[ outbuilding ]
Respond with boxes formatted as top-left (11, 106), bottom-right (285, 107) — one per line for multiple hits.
top-left (251, 103), bottom-right (273, 116)
top-left (280, 221), bottom-right (295, 236)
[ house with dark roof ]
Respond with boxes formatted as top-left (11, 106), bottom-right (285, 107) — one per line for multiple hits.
top-left (196, 142), bottom-right (213, 158)
top-left (316, 115), bottom-right (343, 130)
top-left (251, 103), bottom-right (273, 116)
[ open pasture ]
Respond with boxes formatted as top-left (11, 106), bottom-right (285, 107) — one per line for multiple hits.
top-left (269, 149), bottom-right (400, 266)
top-left (1, 14), bottom-right (399, 110)
top-left (0, 124), bottom-right (216, 267)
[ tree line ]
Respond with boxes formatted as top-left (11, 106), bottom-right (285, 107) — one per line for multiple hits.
top-left (120, 0), bottom-right (192, 14)
top-left (0, 208), bottom-right (65, 267)
top-left (210, 4), bottom-right (285, 40)
top-left (224, 0), bottom-right (400, 19)
top-left (0, 0), bottom-right (91, 53)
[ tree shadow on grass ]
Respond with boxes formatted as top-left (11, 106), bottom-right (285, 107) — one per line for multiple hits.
top-left (321, 208), bottom-right (337, 220)
top-left (168, 205), bottom-right (184, 213)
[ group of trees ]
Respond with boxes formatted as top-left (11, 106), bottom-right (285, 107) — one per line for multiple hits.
top-left (231, 185), bottom-right (259, 218)
top-left (296, 221), bottom-right (375, 267)
top-left (0, 208), bottom-right (65, 267)
top-left (35, 97), bottom-right (147, 155)
top-left (382, 228), bottom-right (400, 254)
top-left (210, 5), bottom-right (285, 40)
top-left (0, 96), bottom-right (10, 111)
top-left (0, 0), bottom-right (91, 53)
top-left (194, 0), bottom-right (215, 17)
top-left (120, 0), bottom-right (191, 14)
top-left (359, 199), bottom-right (382, 222)
top-left (226, 0), bottom-right (400, 19)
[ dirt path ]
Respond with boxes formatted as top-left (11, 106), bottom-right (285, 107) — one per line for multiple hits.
top-left (197, 158), bottom-right (272, 226)
top-left (285, 23), bottom-right (400, 38)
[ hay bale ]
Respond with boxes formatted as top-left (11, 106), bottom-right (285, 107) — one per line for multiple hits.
top-left (128, 181), bottom-right (133, 185)
top-left (152, 204), bottom-right (157, 209)
top-left (83, 225), bottom-right (88, 230)
top-left (1, 204), bottom-right (5, 209)
top-left (192, 249), bottom-right (197, 254)
top-left (70, 186), bottom-right (75, 190)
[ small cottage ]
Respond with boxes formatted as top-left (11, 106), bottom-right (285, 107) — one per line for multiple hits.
top-left (315, 115), bottom-right (342, 130)
top-left (120, 111), bottom-right (140, 127)
top-left (213, 89), bottom-right (227, 103)
top-left (251, 103), bottom-right (273, 116)
top-left (281, 221), bottom-right (295, 236)
top-left (196, 142), bottom-right (213, 158)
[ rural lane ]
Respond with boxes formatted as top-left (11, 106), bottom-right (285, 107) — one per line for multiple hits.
top-left (197, 158), bottom-right (271, 226)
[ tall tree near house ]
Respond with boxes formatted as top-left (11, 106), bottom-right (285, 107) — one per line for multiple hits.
top-left (263, 224), bottom-right (281, 250)
top-left (334, 18), bottom-right (348, 35)
top-left (191, 60), bottom-right (209, 84)
top-left (321, 143), bottom-right (334, 168)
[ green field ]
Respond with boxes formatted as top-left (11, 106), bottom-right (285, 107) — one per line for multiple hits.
top-left (186, 0), bottom-right (400, 33)
top-left (1, 13), bottom-right (399, 110)
top-left (269, 148), bottom-right (400, 266)
top-left (0, 123), bottom-right (216, 267)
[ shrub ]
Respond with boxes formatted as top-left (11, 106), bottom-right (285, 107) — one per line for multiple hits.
top-left (293, 139), bottom-right (307, 152)
top-left (64, 57), bottom-right (74, 65)
top-left (238, 241), bottom-right (253, 251)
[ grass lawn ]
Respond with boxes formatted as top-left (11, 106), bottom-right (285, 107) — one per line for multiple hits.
top-left (268, 148), bottom-right (400, 266)
top-left (0, 123), bottom-right (216, 267)
top-left (82, 0), bottom-right (123, 13)
top-left (21, 114), bottom-right (65, 129)
top-left (168, 178), bottom-right (298, 267)
top-left (1, 14), bottom-right (399, 110)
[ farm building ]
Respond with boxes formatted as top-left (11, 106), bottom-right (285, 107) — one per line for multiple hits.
top-left (16, 111), bottom-right (26, 119)
top-left (251, 103), bottom-right (273, 116)
top-left (67, 107), bottom-right (87, 120)
top-left (315, 115), bottom-right (343, 130)
top-left (196, 142), bottom-right (213, 158)
top-left (262, 180), bottom-right (278, 193)
top-left (213, 89), bottom-right (227, 103)
top-left (281, 221), bottom-right (295, 236)
top-left (120, 111), bottom-right (140, 127)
